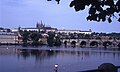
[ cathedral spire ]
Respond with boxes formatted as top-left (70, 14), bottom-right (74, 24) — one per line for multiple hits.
top-left (36, 21), bottom-right (40, 28)
top-left (41, 20), bottom-right (43, 25)
top-left (36, 20), bottom-right (45, 28)
top-left (44, 22), bottom-right (45, 27)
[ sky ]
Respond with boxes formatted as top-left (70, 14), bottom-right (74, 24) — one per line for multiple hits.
top-left (0, 0), bottom-right (120, 33)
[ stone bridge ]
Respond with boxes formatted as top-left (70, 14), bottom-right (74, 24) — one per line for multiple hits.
top-left (61, 39), bottom-right (120, 48)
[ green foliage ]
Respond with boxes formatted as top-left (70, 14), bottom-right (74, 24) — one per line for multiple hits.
top-left (30, 32), bottom-right (43, 47)
top-left (103, 41), bottom-right (112, 48)
top-left (21, 31), bottom-right (43, 47)
top-left (47, 32), bottom-right (62, 46)
top-left (30, 32), bottom-right (41, 41)
top-left (48, 0), bottom-right (120, 23)
top-left (22, 30), bottom-right (30, 47)
top-left (70, 0), bottom-right (120, 23)
top-left (96, 37), bottom-right (101, 40)
top-left (47, 32), bottom-right (55, 46)
top-left (54, 35), bottom-right (61, 46)
top-left (31, 41), bottom-right (39, 47)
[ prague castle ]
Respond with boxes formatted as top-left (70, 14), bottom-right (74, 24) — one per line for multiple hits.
top-left (11, 21), bottom-right (92, 34)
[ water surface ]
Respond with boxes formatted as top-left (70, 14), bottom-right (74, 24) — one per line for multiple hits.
top-left (0, 46), bottom-right (120, 72)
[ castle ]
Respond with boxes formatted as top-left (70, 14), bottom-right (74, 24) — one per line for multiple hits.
top-left (11, 21), bottom-right (92, 34)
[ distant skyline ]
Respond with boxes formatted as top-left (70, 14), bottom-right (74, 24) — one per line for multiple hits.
top-left (0, 0), bottom-right (120, 33)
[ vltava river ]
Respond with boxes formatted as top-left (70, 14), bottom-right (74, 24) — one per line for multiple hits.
top-left (0, 46), bottom-right (120, 72)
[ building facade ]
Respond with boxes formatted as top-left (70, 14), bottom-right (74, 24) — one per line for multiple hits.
top-left (58, 29), bottom-right (92, 34)
top-left (11, 21), bottom-right (92, 35)
top-left (0, 32), bottom-right (19, 44)
top-left (12, 21), bottom-right (58, 33)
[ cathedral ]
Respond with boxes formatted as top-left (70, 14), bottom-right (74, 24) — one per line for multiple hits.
top-left (36, 21), bottom-right (45, 28)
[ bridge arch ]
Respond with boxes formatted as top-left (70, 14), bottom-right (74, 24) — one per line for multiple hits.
top-left (64, 41), bottom-right (68, 46)
top-left (117, 43), bottom-right (120, 48)
top-left (103, 41), bottom-right (112, 48)
top-left (80, 41), bottom-right (87, 47)
top-left (71, 41), bottom-right (76, 47)
top-left (90, 41), bottom-right (98, 47)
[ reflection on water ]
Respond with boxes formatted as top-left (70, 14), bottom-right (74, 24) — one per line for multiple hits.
top-left (0, 46), bottom-right (120, 72)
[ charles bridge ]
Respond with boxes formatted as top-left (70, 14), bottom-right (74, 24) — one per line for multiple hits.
top-left (61, 38), bottom-right (120, 48)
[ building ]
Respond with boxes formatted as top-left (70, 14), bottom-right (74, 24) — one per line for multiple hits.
top-left (58, 29), bottom-right (92, 35)
top-left (0, 27), bottom-right (11, 32)
top-left (11, 21), bottom-right (92, 35)
top-left (11, 28), bottom-right (19, 32)
top-left (10, 21), bottom-right (92, 37)
top-left (79, 29), bottom-right (92, 34)
top-left (0, 27), bottom-right (4, 32)
top-left (13, 21), bottom-right (58, 33)
top-left (0, 32), bottom-right (19, 44)
top-left (21, 28), bottom-right (39, 32)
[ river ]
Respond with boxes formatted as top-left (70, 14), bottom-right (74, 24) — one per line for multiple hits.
top-left (0, 46), bottom-right (120, 72)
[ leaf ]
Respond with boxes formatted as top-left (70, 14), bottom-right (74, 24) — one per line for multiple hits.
top-left (47, 0), bottom-right (52, 1)
top-left (49, 0), bottom-right (120, 23)
top-left (118, 18), bottom-right (120, 22)
top-left (89, 6), bottom-right (96, 14)
top-left (86, 15), bottom-right (92, 21)
top-left (73, 0), bottom-right (86, 11)
top-left (105, 0), bottom-right (114, 6)
top-left (108, 17), bottom-right (112, 23)
top-left (55, 0), bottom-right (60, 4)
top-left (70, 1), bottom-right (75, 7)
top-left (96, 6), bottom-right (103, 12)
top-left (91, 14), bottom-right (98, 21)
top-left (116, 0), bottom-right (120, 6)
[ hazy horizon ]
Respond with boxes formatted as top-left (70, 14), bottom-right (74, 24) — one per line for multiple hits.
top-left (0, 0), bottom-right (120, 33)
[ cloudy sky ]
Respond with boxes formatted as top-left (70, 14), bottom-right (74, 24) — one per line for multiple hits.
top-left (0, 0), bottom-right (120, 32)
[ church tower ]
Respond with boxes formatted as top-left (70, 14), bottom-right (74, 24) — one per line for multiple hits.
top-left (36, 22), bottom-right (40, 28)
top-left (36, 20), bottom-right (45, 28)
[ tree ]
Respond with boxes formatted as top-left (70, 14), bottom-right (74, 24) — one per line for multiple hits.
top-left (96, 36), bottom-right (101, 40)
top-left (22, 30), bottom-right (30, 47)
top-left (47, 32), bottom-right (62, 46)
top-left (54, 34), bottom-right (62, 46)
top-left (48, 0), bottom-right (120, 23)
top-left (30, 32), bottom-right (42, 47)
top-left (103, 41), bottom-right (112, 48)
top-left (47, 32), bottom-right (55, 46)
